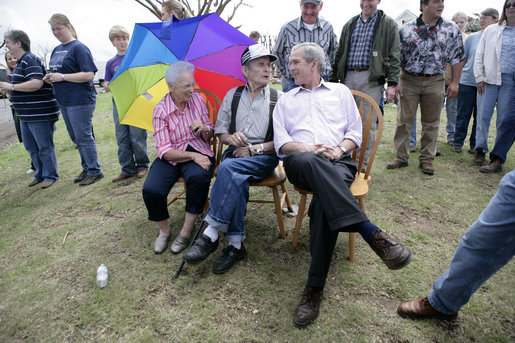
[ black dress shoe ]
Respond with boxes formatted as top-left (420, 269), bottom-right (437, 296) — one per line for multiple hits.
top-left (183, 234), bottom-right (219, 264)
top-left (369, 230), bottom-right (412, 270)
top-left (293, 286), bottom-right (323, 328)
top-left (212, 244), bottom-right (247, 274)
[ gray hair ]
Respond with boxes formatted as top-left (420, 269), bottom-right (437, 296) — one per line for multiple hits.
top-left (165, 61), bottom-right (195, 86)
top-left (4, 30), bottom-right (31, 51)
top-left (291, 42), bottom-right (325, 74)
top-left (481, 8), bottom-right (499, 19)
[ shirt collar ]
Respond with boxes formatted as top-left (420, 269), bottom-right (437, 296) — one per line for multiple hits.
top-left (244, 83), bottom-right (269, 95)
top-left (416, 15), bottom-right (443, 28)
top-left (291, 78), bottom-right (328, 95)
top-left (167, 92), bottom-right (191, 115)
top-left (359, 11), bottom-right (378, 23)
top-left (296, 16), bottom-right (322, 30)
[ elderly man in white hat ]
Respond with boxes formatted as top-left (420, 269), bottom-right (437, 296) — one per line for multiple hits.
top-left (183, 44), bottom-right (282, 274)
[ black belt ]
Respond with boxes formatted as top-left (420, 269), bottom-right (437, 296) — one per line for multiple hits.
top-left (403, 70), bottom-right (441, 77)
top-left (348, 67), bottom-right (369, 72)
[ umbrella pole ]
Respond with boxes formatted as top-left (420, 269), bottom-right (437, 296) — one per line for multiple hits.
top-left (172, 215), bottom-right (207, 282)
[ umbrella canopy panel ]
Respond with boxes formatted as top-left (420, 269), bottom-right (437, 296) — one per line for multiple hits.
top-left (109, 13), bottom-right (256, 132)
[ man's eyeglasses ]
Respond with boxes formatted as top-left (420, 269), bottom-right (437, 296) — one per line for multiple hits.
top-left (505, 3), bottom-right (515, 9)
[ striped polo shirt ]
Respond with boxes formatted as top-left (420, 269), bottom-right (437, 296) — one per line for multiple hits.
top-left (153, 92), bottom-right (214, 165)
top-left (9, 51), bottom-right (59, 122)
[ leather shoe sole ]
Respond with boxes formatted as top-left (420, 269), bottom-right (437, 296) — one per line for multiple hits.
top-left (212, 245), bottom-right (247, 274)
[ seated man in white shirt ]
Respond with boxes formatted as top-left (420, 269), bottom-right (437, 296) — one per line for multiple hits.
top-left (273, 42), bottom-right (413, 328)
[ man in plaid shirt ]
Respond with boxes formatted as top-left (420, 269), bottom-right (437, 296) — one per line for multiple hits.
top-left (273, 0), bottom-right (337, 92)
top-left (387, 0), bottom-right (463, 175)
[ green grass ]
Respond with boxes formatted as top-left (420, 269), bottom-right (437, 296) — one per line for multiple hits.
top-left (0, 92), bottom-right (513, 342)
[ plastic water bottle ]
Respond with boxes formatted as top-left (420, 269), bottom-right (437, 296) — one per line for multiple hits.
top-left (96, 264), bottom-right (108, 288)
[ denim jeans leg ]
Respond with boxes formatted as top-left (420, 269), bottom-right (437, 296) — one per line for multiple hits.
top-left (428, 170), bottom-right (515, 314)
top-left (490, 81), bottom-right (515, 163)
top-left (410, 115), bottom-right (417, 147)
top-left (445, 95), bottom-right (457, 142)
top-left (113, 101), bottom-right (137, 175)
top-left (206, 154), bottom-right (278, 242)
top-left (129, 125), bottom-right (149, 170)
top-left (454, 85), bottom-right (477, 148)
top-left (20, 121), bottom-right (43, 181)
top-left (21, 120), bottom-right (59, 181)
top-left (64, 104), bottom-right (101, 175)
top-left (475, 84), bottom-right (500, 153)
top-left (281, 76), bottom-right (298, 92)
top-left (495, 73), bottom-right (515, 129)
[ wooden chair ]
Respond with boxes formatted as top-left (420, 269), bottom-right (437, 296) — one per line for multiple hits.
top-left (291, 90), bottom-right (384, 262)
top-left (167, 88), bottom-right (221, 209)
top-left (215, 141), bottom-right (293, 240)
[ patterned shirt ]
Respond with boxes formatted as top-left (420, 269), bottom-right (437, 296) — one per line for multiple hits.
top-left (347, 11), bottom-right (378, 69)
top-left (399, 16), bottom-right (463, 75)
top-left (273, 81), bottom-right (362, 158)
top-left (273, 16), bottom-right (337, 79)
top-left (153, 92), bottom-right (214, 165)
top-left (9, 51), bottom-right (59, 122)
top-left (215, 84), bottom-right (282, 145)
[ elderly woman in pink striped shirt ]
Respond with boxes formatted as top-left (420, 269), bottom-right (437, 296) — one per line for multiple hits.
top-left (142, 61), bottom-right (215, 255)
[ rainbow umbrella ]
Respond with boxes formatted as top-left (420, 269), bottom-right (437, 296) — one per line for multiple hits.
top-left (109, 13), bottom-right (255, 131)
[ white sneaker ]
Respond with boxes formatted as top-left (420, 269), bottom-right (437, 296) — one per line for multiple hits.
top-left (26, 168), bottom-right (35, 175)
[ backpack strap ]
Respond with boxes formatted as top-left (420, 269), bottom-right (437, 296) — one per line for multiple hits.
top-left (229, 86), bottom-right (245, 134)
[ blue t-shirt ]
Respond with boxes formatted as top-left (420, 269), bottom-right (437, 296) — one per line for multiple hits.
top-left (9, 51), bottom-right (59, 122)
top-left (459, 32), bottom-right (482, 87)
top-left (49, 40), bottom-right (98, 106)
top-left (104, 54), bottom-right (124, 82)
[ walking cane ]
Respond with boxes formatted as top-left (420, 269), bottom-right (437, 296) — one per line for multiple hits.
top-left (172, 215), bottom-right (207, 282)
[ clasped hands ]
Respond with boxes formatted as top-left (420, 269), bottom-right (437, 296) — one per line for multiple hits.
top-left (42, 73), bottom-right (64, 84)
top-left (227, 132), bottom-right (254, 158)
top-left (314, 143), bottom-right (344, 160)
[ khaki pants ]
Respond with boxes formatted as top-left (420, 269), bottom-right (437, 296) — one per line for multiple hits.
top-left (393, 71), bottom-right (445, 164)
top-left (344, 70), bottom-right (383, 166)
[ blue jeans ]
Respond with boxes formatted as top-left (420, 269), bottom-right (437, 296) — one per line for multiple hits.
top-left (454, 84), bottom-right (477, 148)
top-left (445, 94), bottom-right (457, 142)
top-left (205, 149), bottom-right (278, 242)
top-left (428, 170), bottom-right (515, 314)
top-left (475, 73), bottom-right (514, 153)
top-left (490, 81), bottom-right (515, 163)
top-left (20, 120), bottom-right (59, 182)
top-left (112, 100), bottom-right (149, 175)
top-left (59, 103), bottom-right (102, 175)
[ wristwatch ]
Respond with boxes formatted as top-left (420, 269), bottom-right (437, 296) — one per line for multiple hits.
top-left (255, 143), bottom-right (264, 155)
top-left (338, 143), bottom-right (347, 155)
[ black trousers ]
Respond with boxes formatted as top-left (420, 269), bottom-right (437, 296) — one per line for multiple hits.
top-left (284, 152), bottom-right (368, 288)
top-left (142, 146), bottom-right (214, 222)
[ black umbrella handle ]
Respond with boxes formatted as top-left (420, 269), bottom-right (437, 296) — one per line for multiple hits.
top-left (172, 215), bottom-right (207, 282)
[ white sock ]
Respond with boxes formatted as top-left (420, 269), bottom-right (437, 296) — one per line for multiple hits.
top-left (229, 241), bottom-right (241, 250)
top-left (203, 225), bottom-right (219, 242)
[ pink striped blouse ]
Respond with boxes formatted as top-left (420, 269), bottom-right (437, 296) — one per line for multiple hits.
top-left (153, 92), bottom-right (214, 165)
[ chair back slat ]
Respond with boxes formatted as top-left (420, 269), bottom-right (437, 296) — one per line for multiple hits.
top-left (350, 90), bottom-right (383, 180)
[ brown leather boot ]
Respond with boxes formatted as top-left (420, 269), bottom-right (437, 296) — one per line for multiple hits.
top-left (293, 286), bottom-right (323, 328)
top-left (397, 297), bottom-right (457, 320)
top-left (386, 160), bottom-right (408, 169)
top-left (369, 230), bottom-right (412, 270)
top-left (479, 158), bottom-right (502, 173)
